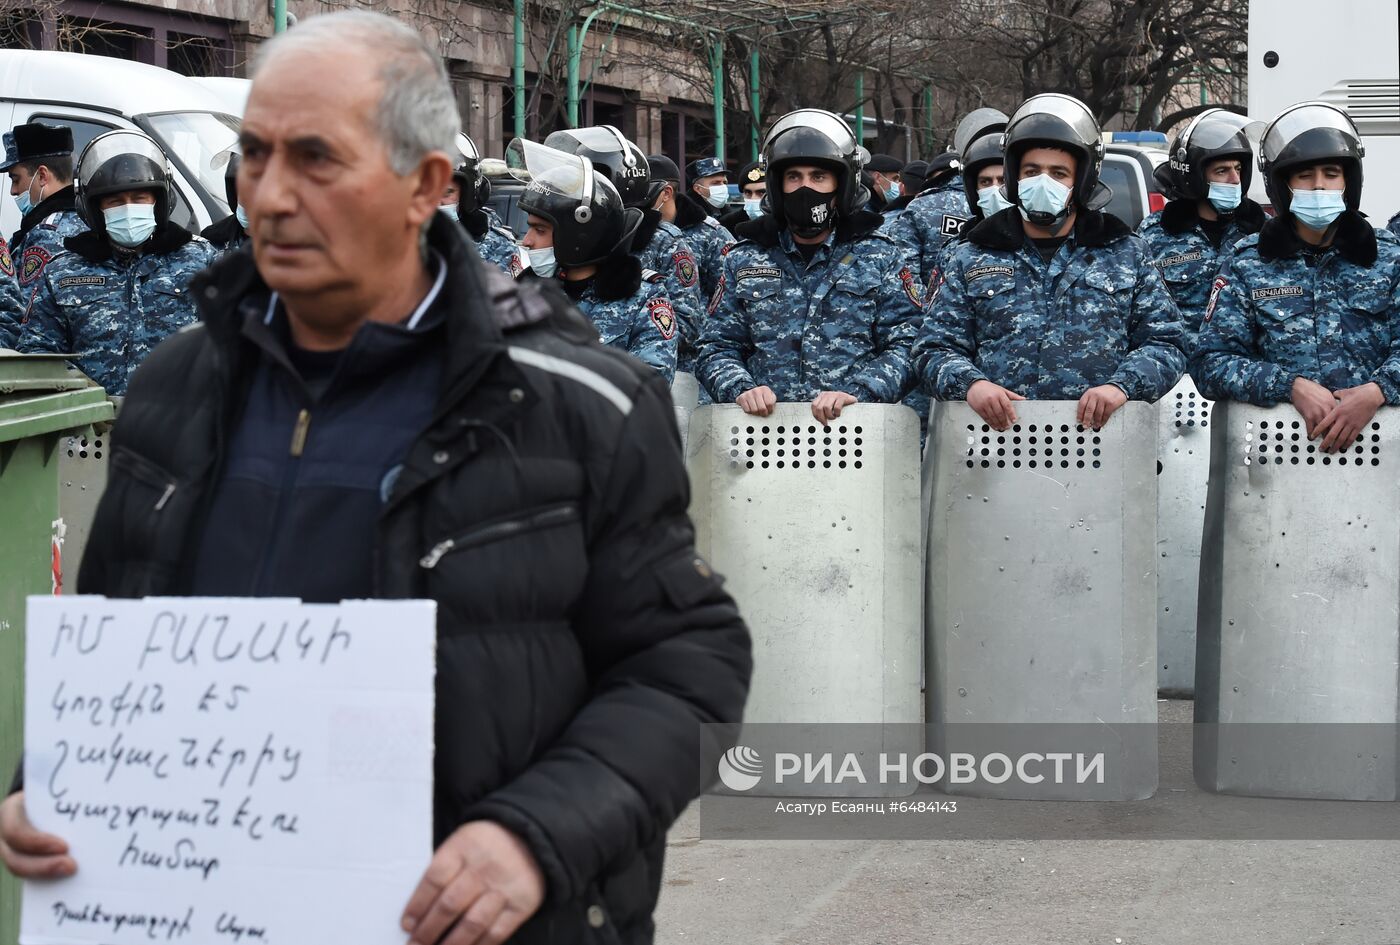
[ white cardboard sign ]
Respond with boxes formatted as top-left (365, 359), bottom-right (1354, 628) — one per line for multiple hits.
top-left (20, 596), bottom-right (437, 945)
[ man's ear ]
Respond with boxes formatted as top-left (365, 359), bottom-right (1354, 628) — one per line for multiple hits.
top-left (409, 151), bottom-right (454, 227)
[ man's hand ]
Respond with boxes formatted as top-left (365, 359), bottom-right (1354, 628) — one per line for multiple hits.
top-left (0, 792), bottom-right (75, 880)
top-left (1076, 384), bottom-right (1129, 430)
top-left (811, 391), bottom-right (858, 423)
top-left (736, 386), bottom-right (777, 417)
top-left (1291, 376), bottom-right (1335, 438)
top-left (402, 820), bottom-right (545, 945)
top-left (1314, 382), bottom-right (1385, 453)
top-left (966, 379), bottom-right (1026, 431)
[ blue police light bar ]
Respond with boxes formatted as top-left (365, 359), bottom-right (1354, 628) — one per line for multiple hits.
top-left (1108, 131), bottom-right (1169, 145)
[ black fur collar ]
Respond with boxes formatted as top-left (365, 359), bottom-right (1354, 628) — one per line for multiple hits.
top-left (64, 220), bottom-right (194, 264)
top-left (966, 206), bottom-right (1132, 251)
top-left (589, 252), bottom-right (643, 302)
top-left (1257, 209), bottom-right (1377, 267)
top-left (465, 208), bottom-right (489, 242)
top-left (634, 208), bottom-right (663, 253)
top-left (731, 208), bottom-right (885, 248)
top-left (1159, 197), bottom-right (1266, 236)
top-left (674, 190), bottom-right (710, 229)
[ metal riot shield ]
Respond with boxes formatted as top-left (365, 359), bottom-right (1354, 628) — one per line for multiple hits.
top-left (924, 401), bottom-right (1159, 800)
top-left (1195, 402), bottom-right (1399, 800)
top-left (671, 371), bottom-right (699, 455)
top-left (1156, 376), bottom-right (1212, 695)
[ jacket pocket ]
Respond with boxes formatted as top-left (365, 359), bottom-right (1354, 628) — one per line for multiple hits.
top-left (111, 447), bottom-right (178, 511)
top-left (419, 502), bottom-right (581, 569)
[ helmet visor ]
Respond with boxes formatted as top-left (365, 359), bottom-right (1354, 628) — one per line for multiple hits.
top-left (1007, 94), bottom-right (1099, 148)
top-left (507, 138), bottom-right (595, 205)
top-left (1186, 109), bottom-right (1264, 152)
top-left (763, 109), bottom-right (858, 156)
top-left (79, 130), bottom-right (166, 184)
top-left (1262, 103), bottom-right (1361, 164)
top-left (454, 133), bottom-right (481, 167)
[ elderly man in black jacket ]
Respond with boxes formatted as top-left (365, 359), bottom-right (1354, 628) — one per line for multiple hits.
top-left (0, 11), bottom-right (751, 945)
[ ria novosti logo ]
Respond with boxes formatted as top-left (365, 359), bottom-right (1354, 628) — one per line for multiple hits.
top-left (717, 746), bottom-right (763, 791)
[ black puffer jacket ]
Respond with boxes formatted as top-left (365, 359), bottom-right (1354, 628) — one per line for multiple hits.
top-left (75, 215), bottom-right (752, 944)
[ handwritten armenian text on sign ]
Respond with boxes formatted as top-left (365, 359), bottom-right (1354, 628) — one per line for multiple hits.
top-left (21, 596), bottom-right (436, 945)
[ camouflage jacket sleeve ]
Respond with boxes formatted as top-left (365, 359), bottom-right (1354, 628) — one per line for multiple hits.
top-left (0, 239), bottom-right (22, 348)
top-left (695, 250), bottom-right (758, 403)
top-left (1191, 256), bottom-right (1296, 405)
top-left (1104, 242), bottom-right (1189, 401)
top-left (884, 208), bottom-right (931, 286)
top-left (846, 248), bottom-right (923, 402)
top-left (1369, 267), bottom-right (1400, 404)
top-left (912, 250), bottom-right (989, 400)
top-left (660, 234), bottom-right (706, 351)
top-left (15, 268), bottom-right (71, 355)
top-left (627, 278), bottom-right (679, 385)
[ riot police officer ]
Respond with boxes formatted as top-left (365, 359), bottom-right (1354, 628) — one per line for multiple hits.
top-left (446, 132), bottom-right (517, 271)
top-left (17, 129), bottom-right (216, 395)
top-left (647, 153), bottom-right (733, 318)
top-left (696, 108), bottom-right (923, 423)
top-left (717, 160), bottom-right (766, 231)
top-left (1193, 102), bottom-right (1400, 453)
top-left (3, 122), bottom-right (86, 301)
top-left (1138, 109), bottom-right (1266, 342)
top-left (915, 93), bottom-right (1188, 431)
top-left (686, 156), bottom-right (731, 216)
top-left (544, 126), bottom-right (703, 364)
top-left (201, 150), bottom-right (249, 255)
top-left (508, 140), bottom-right (676, 382)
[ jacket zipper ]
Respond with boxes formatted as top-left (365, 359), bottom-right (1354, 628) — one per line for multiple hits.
top-left (420, 503), bottom-right (579, 569)
top-left (114, 449), bottom-right (178, 512)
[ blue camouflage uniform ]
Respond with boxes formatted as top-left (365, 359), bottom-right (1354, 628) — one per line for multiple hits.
top-left (1388, 211), bottom-right (1400, 239)
top-left (570, 267), bottom-right (678, 384)
top-left (470, 206), bottom-right (519, 272)
top-left (885, 177), bottom-right (974, 289)
top-left (635, 213), bottom-right (705, 363)
top-left (673, 200), bottom-right (734, 383)
top-left (916, 207), bottom-right (1188, 402)
top-left (696, 210), bottom-right (923, 404)
top-left (1137, 198), bottom-right (1265, 344)
top-left (14, 201), bottom-right (86, 305)
top-left (0, 236), bottom-right (25, 347)
top-left (17, 226), bottom-right (217, 395)
top-left (1193, 214), bottom-right (1400, 405)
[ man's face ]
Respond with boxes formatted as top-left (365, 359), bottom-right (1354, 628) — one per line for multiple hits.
top-left (782, 165), bottom-right (836, 194)
top-left (1288, 162), bottom-right (1345, 191)
top-left (238, 47), bottom-right (443, 308)
top-left (976, 164), bottom-right (1005, 192)
top-left (521, 214), bottom-right (554, 250)
top-left (97, 189), bottom-right (157, 211)
top-left (741, 181), bottom-right (767, 201)
top-left (873, 170), bottom-right (902, 194)
top-left (1204, 158), bottom-right (1243, 186)
top-left (1019, 147), bottom-right (1076, 192)
top-left (8, 165), bottom-right (34, 197)
top-left (692, 172), bottom-right (727, 195)
top-left (440, 180), bottom-right (461, 207)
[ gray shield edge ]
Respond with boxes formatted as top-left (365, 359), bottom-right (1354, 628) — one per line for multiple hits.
top-left (1157, 375), bottom-right (1213, 696)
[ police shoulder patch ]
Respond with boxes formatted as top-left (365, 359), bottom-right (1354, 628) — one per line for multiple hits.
top-left (673, 250), bottom-right (698, 288)
top-left (926, 268), bottom-right (944, 306)
top-left (708, 273), bottom-right (726, 315)
top-left (1204, 275), bottom-right (1227, 324)
top-left (21, 246), bottom-right (53, 285)
top-left (647, 297), bottom-right (676, 339)
top-left (643, 268), bottom-right (666, 284)
top-left (899, 266), bottom-right (921, 307)
top-left (940, 215), bottom-right (969, 237)
top-left (507, 251), bottom-right (526, 279)
top-left (56, 274), bottom-right (106, 289)
top-left (721, 243), bottom-right (735, 257)
top-left (0, 241), bottom-right (11, 278)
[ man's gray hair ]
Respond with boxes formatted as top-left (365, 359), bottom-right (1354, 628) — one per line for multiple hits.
top-left (252, 10), bottom-right (461, 175)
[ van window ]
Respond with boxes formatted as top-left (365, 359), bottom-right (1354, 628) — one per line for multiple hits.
top-left (1099, 156), bottom-right (1145, 229)
top-left (140, 111), bottom-right (240, 219)
top-left (28, 114), bottom-right (115, 163)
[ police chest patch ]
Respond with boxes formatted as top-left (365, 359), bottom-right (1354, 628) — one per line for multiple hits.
top-left (736, 266), bottom-right (781, 281)
top-left (965, 264), bottom-right (1014, 283)
top-left (673, 250), bottom-right (698, 288)
top-left (1250, 285), bottom-right (1305, 301)
top-left (648, 298), bottom-right (676, 339)
top-left (56, 274), bottom-right (106, 289)
top-left (21, 246), bottom-right (53, 285)
top-left (899, 266), bottom-right (920, 307)
top-left (1204, 276), bottom-right (1227, 324)
top-left (940, 215), bottom-right (969, 237)
top-left (1156, 250), bottom-right (1203, 268)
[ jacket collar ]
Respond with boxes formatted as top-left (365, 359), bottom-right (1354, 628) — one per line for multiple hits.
top-left (201, 213), bottom-right (245, 247)
top-left (14, 184), bottom-right (77, 245)
top-left (634, 207), bottom-right (664, 253)
top-left (966, 206), bottom-right (1133, 251)
top-left (1159, 196), bottom-right (1266, 236)
top-left (63, 219), bottom-right (193, 264)
top-left (731, 207), bottom-right (884, 248)
top-left (674, 190), bottom-right (710, 229)
top-left (1257, 209), bottom-right (1377, 267)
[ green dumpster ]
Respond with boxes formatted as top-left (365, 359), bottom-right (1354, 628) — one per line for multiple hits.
top-left (0, 354), bottom-right (114, 945)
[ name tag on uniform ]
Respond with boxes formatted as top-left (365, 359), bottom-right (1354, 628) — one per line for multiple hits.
top-left (736, 266), bottom-right (781, 281)
top-left (56, 275), bottom-right (106, 288)
top-left (965, 265), bottom-right (1014, 283)
top-left (1250, 285), bottom-right (1304, 301)
top-left (1156, 251), bottom-right (1203, 268)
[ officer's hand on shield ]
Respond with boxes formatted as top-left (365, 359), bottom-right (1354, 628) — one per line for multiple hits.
top-left (811, 391), bottom-right (858, 423)
top-left (966, 379), bottom-right (1026, 431)
top-left (1314, 382), bottom-right (1385, 453)
top-left (736, 385), bottom-right (778, 417)
top-left (1290, 376), bottom-right (1336, 439)
top-left (0, 791), bottom-right (76, 880)
top-left (1076, 384), bottom-right (1128, 430)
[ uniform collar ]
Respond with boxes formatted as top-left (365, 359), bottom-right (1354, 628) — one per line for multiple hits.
top-left (733, 208), bottom-right (884, 248)
top-left (14, 184), bottom-right (76, 243)
top-left (966, 206), bottom-right (1132, 251)
top-left (63, 220), bottom-right (193, 264)
top-left (1257, 210), bottom-right (1377, 267)
top-left (1159, 197), bottom-right (1265, 237)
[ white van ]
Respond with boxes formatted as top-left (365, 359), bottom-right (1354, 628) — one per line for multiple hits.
top-left (0, 49), bottom-right (241, 238)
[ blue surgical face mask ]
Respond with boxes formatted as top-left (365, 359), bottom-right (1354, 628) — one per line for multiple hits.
top-left (103, 202), bottom-right (158, 248)
top-left (439, 204), bottom-right (460, 223)
top-left (1016, 173), bottom-right (1072, 220)
top-left (1290, 188), bottom-right (1346, 231)
top-left (13, 189), bottom-right (31, 216)
top-left (1207, 182), bottom-right (1241, 213)
top-left (743, 197), bottom-right (763, 219)
top-left (235, 203), bottom-right (250, 230)
top-left (885, 182), bottom-right (901, 202)
top-left (706, 184), bottom-right (730, 209)
top-left (526, 246), bottom-right (557, 278)
top-left (977, 184), bottom-right (1015, 217)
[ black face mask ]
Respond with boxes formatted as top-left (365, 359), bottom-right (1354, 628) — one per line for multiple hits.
top-left (783, 186), bottom-right (837, 238)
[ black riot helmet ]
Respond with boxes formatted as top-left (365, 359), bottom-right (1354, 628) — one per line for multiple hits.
top-left (452, 132), bottom-right (491, 216)
top-left (508, 138), bottom-right (641, 267)
top-left (1154, 108), bottom-right (1260, 203)
top-left (74, 129), bottom-right (173, 235)
top-left (952, 107), bottom-right (1009, 158)
top-left (542, 125), bottom-right (651, 209)
top-left (1001, 93), bottom-right (1109, 226)
top-left (961, 133), bottom-right (1006, 209)
top-left (1258, 101), bottom-right (1365, 214)
top-left (760, 108), bottom-right (870, 235)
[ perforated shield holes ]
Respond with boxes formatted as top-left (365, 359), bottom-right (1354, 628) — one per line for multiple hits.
top-left (1247, 418), bottom-right (1383, 467)
top-left (729, 424), bottom-right (866, 470)
top-left (962, 422), bottom-right (1103, 471)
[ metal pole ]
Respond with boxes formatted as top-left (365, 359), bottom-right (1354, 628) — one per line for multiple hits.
top-left (567, 23), bottom-right (580, 127)
top-left (853, 69), bottom-right (864, 145)
top-left (513, 0), bottom-right (525, 137)
top-left (749, 43), bottom-right (760, 161)
top-left (274, 0), bottom-right (287, 33)
top-left (711, 37), bottom-right (725, 161)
